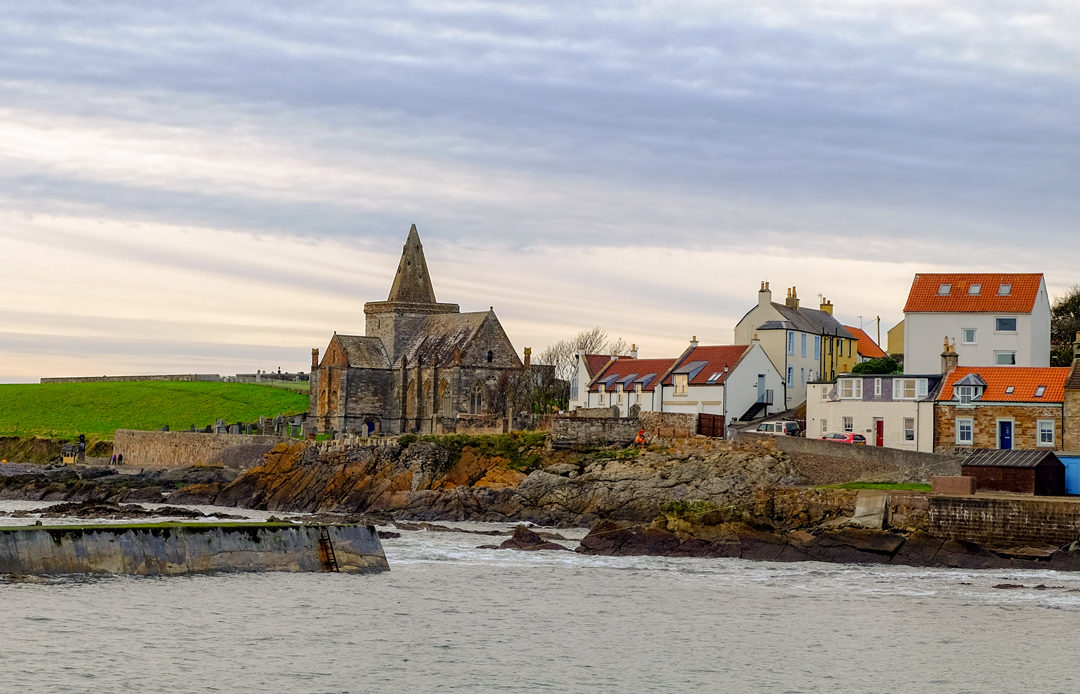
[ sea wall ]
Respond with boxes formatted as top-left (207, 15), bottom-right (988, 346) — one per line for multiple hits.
top-left (40, 374), bottom-right (221, 384)
top-left (0, 523), bottom-right (388, 575)
top-left (928, 496), bottom-right (1080, 547)
top-left (112, 430), bottom-right (289, 469)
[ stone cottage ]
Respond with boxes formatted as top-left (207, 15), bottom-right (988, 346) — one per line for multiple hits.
top-left (309, 225), bottom-right (523, 435)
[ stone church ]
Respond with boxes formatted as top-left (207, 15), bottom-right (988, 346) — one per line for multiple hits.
top-left (309, 225), bottom-right (524, 435)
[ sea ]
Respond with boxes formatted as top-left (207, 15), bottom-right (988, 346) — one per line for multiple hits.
top-left (2, 501), bottom-right (1079, 694)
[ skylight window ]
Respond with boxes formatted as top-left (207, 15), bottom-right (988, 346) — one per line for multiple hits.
top-left (998, 284), bottom-right (1012, 296)
top-left (968, 284), bottom-right (981, 295)
top-left (706, 371), bottom-right (723, 383)
top-left (1035, 385), bottom-right (1046, 398)
top-left (1005, 386), bottom-right (1015, 394)
top-left (938, 284), bottom-right (951, 295)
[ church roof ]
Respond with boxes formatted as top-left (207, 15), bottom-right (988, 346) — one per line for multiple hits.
top-left (396, 311), bottom-right (503, 367)
top-left (334, 335), bottom-right (391, 369)
top-left (387, 224), bottom-right (438, 303)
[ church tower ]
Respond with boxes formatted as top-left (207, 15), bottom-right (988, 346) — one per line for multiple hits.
top-left (364, 225), bottom-right (459, 364)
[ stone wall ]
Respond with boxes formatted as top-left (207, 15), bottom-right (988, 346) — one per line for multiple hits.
top-left (112, 430), bottom-right (289, 469)
top-left (0, 524), bottom-right (388, 575)
top-left (929, 496), bottom-right (1080, 547)
top-left (639, 411), bottom-right (697, 438)
top-left (1065, 387), bottom-right (1080, 452)
top-left (751, 487), bottom-right (930, 532)
top-left (738, 432), bottom-right (962, 484)
top-left (551, 416), bottom-right (640, 449)
top-left (40, 374), bottom-right (221, 384)
top-left (934, 403), bottom-right (1064, 453)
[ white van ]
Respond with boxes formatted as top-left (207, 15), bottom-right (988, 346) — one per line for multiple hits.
top-left (754, 421), bottom-right (801, 436)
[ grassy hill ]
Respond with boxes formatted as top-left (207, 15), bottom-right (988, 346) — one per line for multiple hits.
top-left (0, 381), bottom-right (310, 439)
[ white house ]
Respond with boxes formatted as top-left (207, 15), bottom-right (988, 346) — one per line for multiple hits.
top-left (902, 273), bottom-right (1050, 374)
top-left (568, 350), bottom-right (619, 411)
top-left (806, 372), bottom-right (943, 452)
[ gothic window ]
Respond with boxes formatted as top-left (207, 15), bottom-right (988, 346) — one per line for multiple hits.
top-left (487, 350), bottom-right (494, 363)
top-left (439, 380), bottom-right (451, 414)
top-left (469, 382), bottom-right (485, 414)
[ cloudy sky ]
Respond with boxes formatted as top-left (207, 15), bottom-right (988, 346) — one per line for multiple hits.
top-left (2, 1), bottom-right (1077, 382)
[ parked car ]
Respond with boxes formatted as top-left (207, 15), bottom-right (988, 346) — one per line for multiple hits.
top-left (820, 432), bottom-right (867, 445)
top-left (754, 420), bottom-right (801, 436)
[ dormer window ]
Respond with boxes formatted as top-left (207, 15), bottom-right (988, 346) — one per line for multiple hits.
top-left (968, 284), bottom-right (981, 295)
top-left (998, 283), bottom-right (1012, 296)
top-left (1035, 385), bottom-right (1046, 398)
top-left (938, 284), bottom-right (951, 295)
top-left (955, 385), bottom-right (978, 404)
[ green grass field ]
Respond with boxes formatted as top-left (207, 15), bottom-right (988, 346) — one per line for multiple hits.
top-left (0, 381), bottom-right (310, 439)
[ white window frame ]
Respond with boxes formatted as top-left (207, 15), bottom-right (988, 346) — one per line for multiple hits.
top-left (916, 379), bottom-right (928, 399)
top-left (874, 378), bottom-right (882, 397)
top-left (903, 417), bottom-right (915, 442)
top-left (787, 331), bottom-right (794, 355)
top-left (961, 328), bottom-right (977, 345)
top-left (842, 416), bottom-right (853, 432)
top-left (895, 378), bottom-right (918, 400)
top-left (955, 385), bottom-right (977, 404)
top-left (814, 336), bottom-right (820, 360)
top-left (995, 317), bottom-right (1017, 334)
top-left (1037, 419), bottom-right (1055, 447)
top-left (956, 417), bottom-right (974, 445)
top-left (994, 351), bottom-right (1017, 365)
top-left (839, 379), bottom-right (862, 399)
top-left (821, 418), bottom-right (828, 434)
top-left (801, 333), bottom-right (807, 358)
top-left (673, 373), bottom-right (689, 396)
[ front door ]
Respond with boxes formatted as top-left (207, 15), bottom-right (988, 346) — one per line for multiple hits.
top-left (998, 420), bottom-right (1013, 450)
top-left (756, 374), bottom-right (766, 403)
top-left (875, 419), bottom-right (884, 447)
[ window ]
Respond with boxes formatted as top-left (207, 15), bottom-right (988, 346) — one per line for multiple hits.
top-left (955, 385), bottom-right (977, 404)
top-left (469, 382), bottom-right (485, 414)
top-left (801, 333), bottom-right (807, 358)
top-left (673, 374), bottom-right (688, 396)
top-left (839, 379), bottom-right (863, 399)
top-left (842, 416), bottom-right (853, 432)
top-left (487, 350), bottom-right (494, 363)
top-left (786, 366), bottom-right (793, 387)
top-left (800, 368), bottom-right (805, 385)
top-left (998, 283), bottom-right (1012, 296)
top-left (956, 418), bottom-right (974, 445)
top-left (904, 417), bottom-right (915, 442)
top-left (821, 386), bottom-right (829, 401)
top-left (968, 284), bottom-right (981, 295)
top-left (821, 419), bottom-right (828, 433)
top-left (962, 328), bottom-right (977, 344)
top-left (635, 383), bottom-right (642, 394)
top-left (896, 378), bottom-right (918, 400)
top-left (616, 384), bottom-right (624, 403)
top-left (916, 379), bottom-right (928, 399)
top-left (938, 283), bottom-right (951, 295)
top-left (996, 317), bottom-right (1017, 332)
top-left (874, 378), bottom-right (882, 397)
top-left (994, 351), bottom-right (1017, 365)
top-left (1035, 385), bottom-right (1046, 398)
top-left (787, 331), bottom-right (794, 355)
top-left (1038, 420), bottom-right (1055, 446)
top-left (1004, 386), bottom-right (1015, 395)
top-left (706, 371), bottom-right (722, 383)
top-left (814, 336), bottom-right (821, 360)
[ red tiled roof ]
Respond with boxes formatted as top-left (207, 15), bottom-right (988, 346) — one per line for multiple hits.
top-left (843, 326), bottom-right (887, 360)
top-left (903, 273), bottom-right (1043, 313)
top-left (936, 367), bottom-right (1068, 402)
top-left (583, 354), bottom-right (614, 377)
top-left (661, 345), bottom-right (751, 386)
top-left (589, 357), bottom-right (678, 392)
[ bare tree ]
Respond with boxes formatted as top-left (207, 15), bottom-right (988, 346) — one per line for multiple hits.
top-left (536, 327), bottom-right (632, 381)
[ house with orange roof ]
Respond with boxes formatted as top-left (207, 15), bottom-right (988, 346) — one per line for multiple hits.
top-left (581, 338), bottom-right (782, 428)
top-left (903, 272), bottom-right (1050, 374)
top-left (843, 325), bottom-right (888, 363)
top-left (568, 350), bottom-right (624, 410)
top-left (933, 362), bottom-right (1070, 453)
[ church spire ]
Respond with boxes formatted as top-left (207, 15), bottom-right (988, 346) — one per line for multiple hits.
top-left (387, 224), bottom-right (437, 303)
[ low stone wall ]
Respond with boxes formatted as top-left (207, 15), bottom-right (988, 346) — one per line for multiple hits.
top-left (0, 524), bottom-right (388, 575)
top-left (40, 374), bottom-right (221, 384)
top-left (112, 430), bottom-right (289, 469)
top-left (639, 411), bottom-right (696, 439)
top-left (738, 432), bottom-right (962, 484)
top-left (551, 416), bottom-right (640, 448)
top-left (929, 496), bottom-right (1080, 547)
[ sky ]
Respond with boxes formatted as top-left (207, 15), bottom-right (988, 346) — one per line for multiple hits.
top-left (1, 1), bottom-right (1078, 382)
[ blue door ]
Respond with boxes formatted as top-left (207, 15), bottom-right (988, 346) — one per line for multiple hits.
top-left (1060, 457), bottom-right (1080, 495)
top-left (998, 421), bottom-right (1013, 450)
top-left (756, 374), bottom-right (766, 403)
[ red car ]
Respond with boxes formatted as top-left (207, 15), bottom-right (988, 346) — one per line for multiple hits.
top-left (820, 432), bottom-right (867, 445)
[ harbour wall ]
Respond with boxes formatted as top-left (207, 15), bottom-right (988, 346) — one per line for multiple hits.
top-left (928, 496), bottom-right (1080, 547)
top-left (0, 524), bottom-right (389, 575)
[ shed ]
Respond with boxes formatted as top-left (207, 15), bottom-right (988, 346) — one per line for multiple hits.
top-left (961, 449), bottom-right (1066, 496)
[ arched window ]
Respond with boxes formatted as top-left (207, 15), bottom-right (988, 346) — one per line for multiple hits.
top-left (439, 380), bottom-right (451, 414)
top-left (469, 382), bottom-right (485, 414)
top-left (487, 350), bottom-right (494, 363)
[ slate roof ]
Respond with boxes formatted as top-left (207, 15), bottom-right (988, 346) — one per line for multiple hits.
top-left (589, 357), bottom-right (678, 392)
top-left (844, 325), bottom-right (887, 359)
top-left (937, 367), bottom-right (1068, 402)
top-left (762, 303), bottom-right (853, 339)
top-left (962, 449), bottom-right (1063, 469)
top-left (903, 273), bottom-right (1043, 313)
top-left (1065, 360), bottom-right (1080, 390)
top-left (334, 335), bottom-right (391, 369)
top-left (660, 345), bottom-right (752, 386)
top-left (387, 224), bottom-right (439, 303)
top-left (396, 312), bottom-right (492, 367)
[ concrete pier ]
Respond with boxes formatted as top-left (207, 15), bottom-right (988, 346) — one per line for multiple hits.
top-left (0, 523), bottom-right (389, 576)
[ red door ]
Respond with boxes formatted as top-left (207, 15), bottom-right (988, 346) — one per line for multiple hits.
top-left (875, 420), bottom-right (884, 447)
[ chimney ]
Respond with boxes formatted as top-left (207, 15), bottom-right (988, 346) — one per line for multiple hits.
top-left (786, 286), bottom-right (800, 310)
top-left (819, 297), bottom-right (833, 315)
top-left (523, 347), bottom-right (531, 368)
top-left (690, 335), bottom-right (699, 348)
top-left (630, 343), bottom-right (638, 359)
top-left (311, 348), bottom-right (319, 370)
top-left (941, 336), bottom-right (959, 374)
top-left (758, 281), bottom-right (772, 308)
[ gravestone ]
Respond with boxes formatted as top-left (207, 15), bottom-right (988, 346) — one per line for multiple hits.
top-left (229, 425), bottom-right (240, 435)
top-left (301, 421), bottom-right (315, 438)
top-left (214, 418), bottom-right (227, 434)
top-left (160, 424), bottom-right (170, 432)
top-left (259, 416), bottom-right (267, 435)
